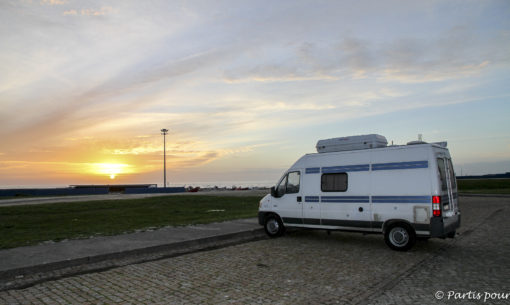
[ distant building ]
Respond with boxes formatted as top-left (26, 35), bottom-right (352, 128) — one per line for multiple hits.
top-left (70, 184), bottom-right (157, 193)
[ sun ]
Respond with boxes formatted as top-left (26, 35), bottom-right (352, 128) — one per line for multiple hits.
top-left (89, 163), bottom-right (131, 180)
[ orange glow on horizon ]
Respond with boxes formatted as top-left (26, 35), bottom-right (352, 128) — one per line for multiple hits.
top-left (88, 163), bottom-right (133, 179)
top-left (0, 134), bottom-right (237, 186)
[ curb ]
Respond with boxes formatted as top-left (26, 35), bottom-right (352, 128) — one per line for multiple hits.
top-left (0, 228), bottom-right (266, 291)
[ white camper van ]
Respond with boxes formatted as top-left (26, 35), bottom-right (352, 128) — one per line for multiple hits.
top-left (258, 134), bottom-right (460, 251)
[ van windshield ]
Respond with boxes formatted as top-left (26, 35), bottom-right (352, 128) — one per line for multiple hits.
top-left (276, 175), bottom-right (287, 196)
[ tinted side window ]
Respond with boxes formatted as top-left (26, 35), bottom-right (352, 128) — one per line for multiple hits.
top-left (321, 173), bottom-right (348, 192)
top-left (286, 171), bottom-right (300, 194)
top-left (277, 175), bottom-right (287, 196)
top-left (447, 159), bottom-right (457, 189)
top-left (437, 158), bottom-right (447, 191)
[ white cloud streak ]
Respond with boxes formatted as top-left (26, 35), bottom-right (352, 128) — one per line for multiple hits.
top-left (40, 0), bottom-right (67, 5)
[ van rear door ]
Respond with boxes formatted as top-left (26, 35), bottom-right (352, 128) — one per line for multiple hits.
top-left (445, 158), bottom-right (459, 213)
top-left (435, 156), bottom-right (460, 236)
top-left (437, 158), bottom-right (451, 213)
top-left (437, 157), bottom-right (458, 215)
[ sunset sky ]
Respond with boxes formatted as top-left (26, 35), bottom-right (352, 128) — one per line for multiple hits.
top-left (1, 0), bottom-right (509, 187)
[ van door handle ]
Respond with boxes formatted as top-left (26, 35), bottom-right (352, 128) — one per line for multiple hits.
top-left (297, 196), bottom-right (302, 202)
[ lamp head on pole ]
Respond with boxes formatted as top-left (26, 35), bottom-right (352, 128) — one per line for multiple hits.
top-left (161, 128), bottom-right (168, 135)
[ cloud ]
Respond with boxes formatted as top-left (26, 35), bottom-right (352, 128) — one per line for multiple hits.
top-left (222, 26), bottom-right (510, 84)
top-left (62, 9), bottom-right (76, 15)
top-left (223, 41), bottom-right (342, 83)
top-left (433, 82), bottom-right (478, 95)
top-left (80, 7), bottom-right (114, 16)
top-left (0, 46), bottom-right (234, 150)
top-left (40, 0), bottom-right (67, 5)
top-left (224, 73), bottom-right (337, 83)
top-left (381, 61), bottom-right (491, 83)
top-left (61, 6), bottom-right (115, 17)
top-left (377, 25), bottom-right (501, 83)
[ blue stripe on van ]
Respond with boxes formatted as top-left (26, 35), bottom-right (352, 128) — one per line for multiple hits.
top-left (372, 196), bottom-right (431, 203)
top-left (321, 196), bottom-right (370, 203)
top-left (305, 196), bottom-right (320, 202)
top-left (372, 161), bottom-right (428, 171)
top-left (305, 167), bottom-right (320, 174)
top-left (322, 164), bottom-right (370, 173)
top-left (308, 161), bottom-right (428, 174)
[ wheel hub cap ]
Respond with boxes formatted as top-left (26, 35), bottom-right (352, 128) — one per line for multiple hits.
top-left (390, 227), bottom-right (409, 246)
top-left (267, 219), bottom-right (279, 234)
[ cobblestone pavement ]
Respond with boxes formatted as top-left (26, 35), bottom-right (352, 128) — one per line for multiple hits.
top-left (1, 196), bottom-right (508, 304)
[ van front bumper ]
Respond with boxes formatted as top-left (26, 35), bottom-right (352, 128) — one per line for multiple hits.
top-left (258, 212), bottom-right (265, 226)
top-left (430, 214), bottom-right (461, 238)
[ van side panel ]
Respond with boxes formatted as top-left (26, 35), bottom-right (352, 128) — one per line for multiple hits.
top-left (370, 147), bottom-right (433, 231)
top-left (298, 152), bottom-right (373, 229)
top-left (319, 158), bottom-right (372, 230)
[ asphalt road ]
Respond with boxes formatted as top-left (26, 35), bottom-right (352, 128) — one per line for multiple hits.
top-left (1, 196), bottom-right (508, 304)
top-left (0, 190), bottom-right (269, 207)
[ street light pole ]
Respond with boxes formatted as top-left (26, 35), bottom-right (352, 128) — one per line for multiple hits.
top-left (161, 128), bottom-right (169, 188)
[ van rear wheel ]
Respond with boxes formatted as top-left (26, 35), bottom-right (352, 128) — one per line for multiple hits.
top-left (264, 215), bottom-right (284, 237)
top-left (384, 223), bottom-right (416, 251)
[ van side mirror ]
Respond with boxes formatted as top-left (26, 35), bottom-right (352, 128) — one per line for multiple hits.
top-left (271, 186), bottom-right (277, 197)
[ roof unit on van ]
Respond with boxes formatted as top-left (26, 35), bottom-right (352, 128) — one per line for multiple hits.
top-left (406, 140), bottom-right (427, 145)
top-left (406, 141), bottom-right (448, 148)
top-left (316, 134), bottom-right (388, 153)
top-left (433, 141), bottom-right (448, 148)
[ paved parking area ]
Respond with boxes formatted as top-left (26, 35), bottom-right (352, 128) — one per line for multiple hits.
top-left (1, 196), bottom-right (509, 304)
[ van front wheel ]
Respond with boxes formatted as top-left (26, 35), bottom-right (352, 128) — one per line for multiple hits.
top-left (264, 215), bottom-right (284, 237)
top-left (384, 223), bottom-right (416, 251)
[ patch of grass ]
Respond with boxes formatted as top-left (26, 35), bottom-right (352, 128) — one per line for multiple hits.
top-left (0, 195), bottom-right (260, 249)
top-left (457, 179), bottom-right (510, 194)
top-left (458, 189), bottom-right (510, 194)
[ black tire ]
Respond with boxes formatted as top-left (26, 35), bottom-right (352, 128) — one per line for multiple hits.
top-left (264, 214), bottom-right (285, 238)
top-left (384, 223), bottom-right (416, 251)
